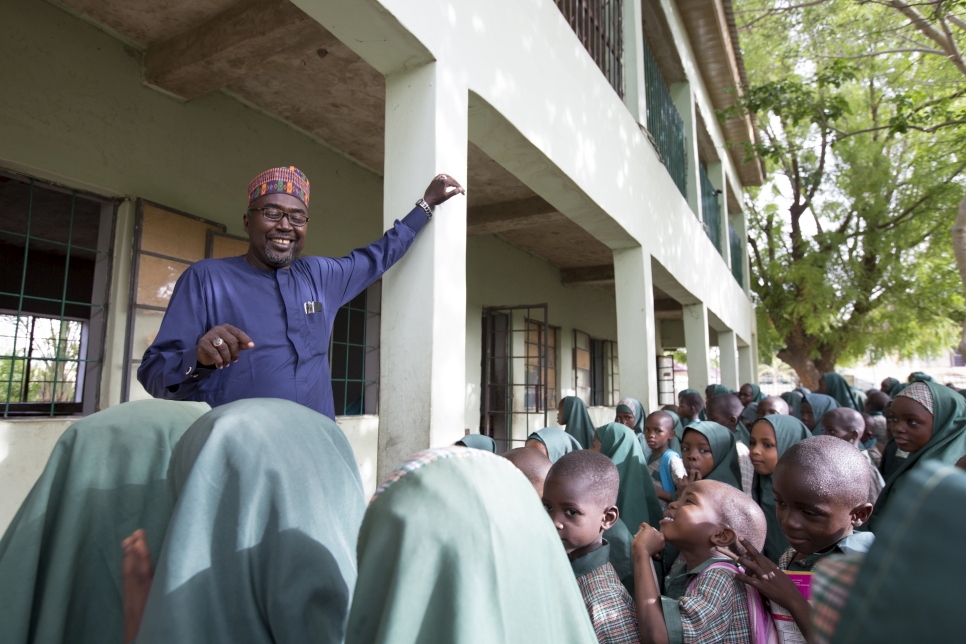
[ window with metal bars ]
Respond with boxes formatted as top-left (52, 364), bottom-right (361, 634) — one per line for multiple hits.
top-left (554, 0), bottom-right (624, 98)
top-left (0, 170), bottom-right (114, 417)
top-left (642, 37), bottom-right (687, 197)
top-left (328, 281), bottom-right (380, 416)
top-left (525, 320), bottom-right (559, 412)
top-left (574, 330), bottom-right (620, 406)
top-left (729, 221), bottom-right (744, 287)
top-left (699, 164), bottom-right (722, 253)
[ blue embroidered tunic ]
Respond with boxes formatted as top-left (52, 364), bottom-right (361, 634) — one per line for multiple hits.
top-left (137, 208), bottom-right (427, 418)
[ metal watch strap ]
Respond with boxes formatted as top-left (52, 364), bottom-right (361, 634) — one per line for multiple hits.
top-left (416, 198), bottom-right (433, 220)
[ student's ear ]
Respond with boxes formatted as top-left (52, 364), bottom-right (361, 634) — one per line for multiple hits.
top-left (710, 526), bottom-right (737, 549)
top-left (601, 505), bottom-right (619, 532)
top-left (850, 502), bottom-right (874, 527)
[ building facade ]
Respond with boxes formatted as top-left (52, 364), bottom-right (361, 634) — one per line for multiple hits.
top-left (0, 0), bottom-right (760, 529)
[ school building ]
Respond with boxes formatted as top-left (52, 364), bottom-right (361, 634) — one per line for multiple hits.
top-left (0, 0), bottom-right (760, 529)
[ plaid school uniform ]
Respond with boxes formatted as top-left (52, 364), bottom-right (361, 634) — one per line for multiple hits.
top-left (572, 542), bottom-right (640, 644)
top-left (809, 553), bottom-right (864, 644)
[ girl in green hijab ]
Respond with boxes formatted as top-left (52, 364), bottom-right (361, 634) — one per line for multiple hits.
top-left (780, 391), bottom-right (804, 419)
top-left (558, 396), bottom-right (596, 449)
top-left (749, 415), bottom-right (812, 562)
top-left (869, 381), bottom-right (966, 531)
top-left (678, 421), bottom-right (743, 490)
top-left (801, 393), bottom-right (839, 433)
top-left (592, 423), bottom-right (663, 532)
top-left (820, 373), bottom-right (860, 410)
top-left (526, 427), bottom-right (582, 463)
top-left (456, 434), bottom-right (497, 452)
top-left (345, 447), bottom-right (597, 643)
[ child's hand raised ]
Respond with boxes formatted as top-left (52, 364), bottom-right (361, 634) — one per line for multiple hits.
top-left (726, 538), bottom-right (811, 635)
top-left (632, 522), bottom-right (665, 559)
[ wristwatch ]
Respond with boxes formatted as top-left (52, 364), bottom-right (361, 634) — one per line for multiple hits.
top-left (416, 198), bottom-right (433, 220)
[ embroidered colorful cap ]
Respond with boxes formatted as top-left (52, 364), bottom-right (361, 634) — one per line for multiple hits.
top-left (248, 166), bottom-right (310, 207)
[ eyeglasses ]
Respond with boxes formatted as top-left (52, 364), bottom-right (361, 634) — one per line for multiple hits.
top-left (248, 207), bottom-right (309, 227)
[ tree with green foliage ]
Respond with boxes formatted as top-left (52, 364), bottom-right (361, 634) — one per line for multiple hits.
top-left (732, 0), bottom-right (966, 388)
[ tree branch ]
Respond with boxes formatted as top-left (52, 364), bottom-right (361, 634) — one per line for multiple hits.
top-left (817, 47), bottom-right (945, 59)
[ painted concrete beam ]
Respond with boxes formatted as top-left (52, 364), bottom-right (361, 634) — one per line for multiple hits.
top-left (466, 197), bottom-right (565, 236)
top-left (561, 264), bottom-right (616, 285)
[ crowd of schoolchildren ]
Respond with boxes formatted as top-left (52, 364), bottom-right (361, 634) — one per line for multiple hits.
top-left (2, 372), bottom-right (965, 643)
top-left (499, 372), bottom-right (966, 643)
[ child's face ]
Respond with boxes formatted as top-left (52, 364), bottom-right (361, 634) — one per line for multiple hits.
top-left (677, 399), bottom-right (692, 417)
top-left (890, 396), bottom-right (934, 452)
top-left (738, 385), bottom-right (754, 407)
top-left (799, 402), bottom-right (815, 430)
top-left (821, 418), bottom-right (859, 445)
top-left (773, 464), bottom-right (870, 555)
top-left (756, 398), bottom-right (784, 418)
top-left (680, 430), bottom-right (715, 478)
top-left (556, 400), bottom-right (565, 425)
top-left (644, 416), bottom-right (673, 451)
top-left (749, 422), bottom-right (779, 475)
top-left (706, 406), bottom-right (737, 432)
top-left (542, 474), bottom-right (616, 554)
top-left (659, 481), bottom-right (722, 548)
top-left (862, 417), bottom-right (876, 443)
top-left (615, 411), bottom-right (636, 428)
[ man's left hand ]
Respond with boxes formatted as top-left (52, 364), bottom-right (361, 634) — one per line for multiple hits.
top-left (423, 174), bottom-right (465, 208)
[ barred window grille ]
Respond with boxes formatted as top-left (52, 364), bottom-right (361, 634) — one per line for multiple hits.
top-left (729, 222), bottom-right (744, 287)
top-left (329, 281), bottom-right (380, 416)
top-left (699, 164), bottom-right (722, 253)
top-left (554, 0), bottom-right (624, 98)
top-left (642, 37), bottom-right (687, 197)
top-left (0, 170), bottom-right (114, 417)
top-left (574, 330), bottom-right (620, 406)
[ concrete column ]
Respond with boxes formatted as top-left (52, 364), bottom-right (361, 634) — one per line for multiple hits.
top-left (682, 302), bottom-right (710, 393)
top-left (614, 247), bottom-right (659, 411)
top-left (622, 0), bottom-right (647, 125)
top-left (751, 332), bottom-right (760, 385)
top-left (378, 62), bottom-right (468, 480)
top-left (738, 344), bottom-right (754, 387)
top-left (670, 82), bottom-right (701, 221)
top-left (718, 330), bottom-right (739, 390)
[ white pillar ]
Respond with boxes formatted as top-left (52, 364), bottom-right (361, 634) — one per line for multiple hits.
top-left (670, 82), bottom-right (701, 221)
top-left (682, 302), bottom-right (710, 392)
top-left (718, 330), bottom-right (739, 390)
top-left (738, 344), bottom-right (754, 386)
top-left (614, 247), bottom-right (658, 411)
top-left (378, 62), bottom-right (468, 480)
top-left (622, 0), bottom-right (647, 125)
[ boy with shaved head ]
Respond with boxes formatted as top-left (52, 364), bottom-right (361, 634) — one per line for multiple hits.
top-left (821, 408), bottom-right (886, 504)
top-left (706, 394), bottom-right (755, 495)
top-left (544, 451), bottom-right (639, 643)
top-left (503, 447), bottom-right (552, 497)
top-left (756, 395), bottom-right (790, 419)
top-left (677, 392), bottom-right (704, 427)
top-left (732, 436), bottom-right (875, 641)
top-left (632, 480), bottom-right (772, 643)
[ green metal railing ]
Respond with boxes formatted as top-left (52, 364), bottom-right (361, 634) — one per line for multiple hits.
top-left (729, 222), bottom-right (744, 287)
top-left (699, 164), bottom-right (722, 253)
top-left (642, 37), bottom-right (687, 197)
top-left (1, 177), bottom-right (106, 417)
top-left (554, 0), bottom-right (624, 98)
top-left (329, 287), bottom-right (378, 416)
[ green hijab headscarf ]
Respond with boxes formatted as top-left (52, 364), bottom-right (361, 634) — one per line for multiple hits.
top-left (680, 421), bottom-right (743, 490)
top-left (822, 373), bottom-right (859, 410)
top-left (0, 400), bottom-right (210, 644)
top-left (138, 399), bottom-right (366, 643)
top-left (881, 377), bottom-right (900, 395)
top-left (617, 396), bottom-right (647, 433)
top-left (870, 381), bottom-right (966, 531)
top-left (527, 427), bottom-right (582, 463)
top-left (561, 396), bottom-right (595, 449)
top-left (595, 423), bottom-right (664, 532)
top-left (458, 434), bottom-right (497, 452)
top-left (780, 391), bottom-right (804, 419)
top-left (831, 462), bottom-right (966, 643)
top-left (750, 415), bottom-right (812, 563)
top-left (345, 447), bottom-right (597, 643)
top-left (744, 383), bottom-right (765, 402)
top-left (908, 371), bottom-right (934, 383)
top-left (706, 384), bottom-right (731, 399)
top-left (804, 393), bottom-right (839, 433)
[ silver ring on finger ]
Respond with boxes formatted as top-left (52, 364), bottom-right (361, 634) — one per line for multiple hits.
top-left (212, 337), bottom-right (224, 347)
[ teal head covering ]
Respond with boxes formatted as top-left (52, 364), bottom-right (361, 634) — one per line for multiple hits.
top-left (527, 427), bottom-right (582, 463)
top-left (870, 381), bottom-right (966, 531)
top-left (881, 377), bottom-right (900, 395)
top-left (743, 383), bottom-right (765, 402)
top-left (830, 462), bottom-right (966, 643)
top-left (0, 399), bottom-right (210, 644)
top-left (822, 373), bottom-right (859, 410)
top-left (345, 447), bottom-right (597, 643)
top-left (780, 391), bottom-right (804, 418)
top-left (595, 423), bottom-right (663, 532)
top-left (706, 384), bottom-right (731, 399)
top-left (750, 415), bottom-right (812, 562)
top-left (561, 396), bottom-right (595, 449)
top-left (617, 397), bottom-right (647, 433)
top-left (680, 421), bottom-right (743, 490)
top-left (908, 371), bottom-right (934, 383)
top-left (458, 434), bottom-right (497, 453)
top-left (851, 387), bottom-right (868, 413)
top-left (138, 399), bottom-right (366, 643)
top-left (803, 393), bottom-right (839, 433)
top-left (740, 402), bottom-right (759, 426)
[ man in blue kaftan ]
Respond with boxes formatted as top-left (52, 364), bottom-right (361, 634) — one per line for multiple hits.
top-left (138, 166), bottom-right (464, 419)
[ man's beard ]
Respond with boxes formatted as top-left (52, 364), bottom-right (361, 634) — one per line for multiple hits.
top-left (264, 245), bottom-right (296, 267)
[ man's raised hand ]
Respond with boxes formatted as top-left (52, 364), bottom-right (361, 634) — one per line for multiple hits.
top-left (423, 174), bottom-right (466, 208)
top-left (197, 324), bottom-right (255, 369)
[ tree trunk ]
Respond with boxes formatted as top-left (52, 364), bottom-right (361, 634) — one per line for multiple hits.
top-left (952, 192), bottom-right (966, 356)
top-left (777, 347), bottom-right (822, 391)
